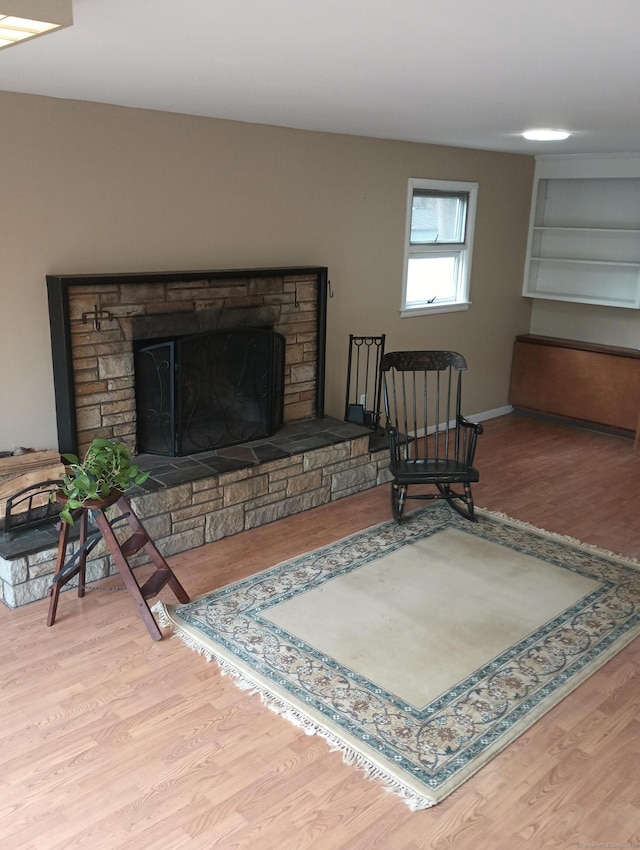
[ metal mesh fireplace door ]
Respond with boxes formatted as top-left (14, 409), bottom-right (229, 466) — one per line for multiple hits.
top-left (135, 328), bottom-right (285, 456)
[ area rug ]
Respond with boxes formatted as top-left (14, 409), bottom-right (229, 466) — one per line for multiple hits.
top-left (155, 503), bottom-right (640, 810)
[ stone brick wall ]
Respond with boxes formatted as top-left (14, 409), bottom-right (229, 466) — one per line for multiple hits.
top-left (67, 273), bottom-right (319, 457)
top-left (0, 440), bottom-right (392, 608)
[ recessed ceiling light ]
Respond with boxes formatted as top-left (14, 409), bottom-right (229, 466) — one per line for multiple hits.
top-left (0, 0), bottom-right (72, 51)
top-left (522, 129), bottom-right (571, 142)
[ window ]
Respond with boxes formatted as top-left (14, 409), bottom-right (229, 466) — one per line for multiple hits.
top-left (401, 178), bottom-right (478, 316)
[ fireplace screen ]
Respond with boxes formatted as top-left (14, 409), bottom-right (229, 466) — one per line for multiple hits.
top-left (135, 328), bottom-right (285, 456)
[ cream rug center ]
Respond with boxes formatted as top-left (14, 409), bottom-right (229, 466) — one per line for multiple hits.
top-left (264, 528), bottom-right (600, 707)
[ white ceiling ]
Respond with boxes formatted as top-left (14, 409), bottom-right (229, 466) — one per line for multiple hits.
top-left (2, 0), bottom-right (640, 156)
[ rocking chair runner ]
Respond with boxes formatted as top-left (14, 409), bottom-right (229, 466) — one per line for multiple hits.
top-left (380, 350), bottom-right (483, 522)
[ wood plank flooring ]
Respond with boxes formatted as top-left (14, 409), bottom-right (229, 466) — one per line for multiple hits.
top-left (1, 413), bottom-right (639, 849)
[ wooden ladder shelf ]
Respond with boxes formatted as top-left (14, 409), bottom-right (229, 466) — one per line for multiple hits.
top-left (47, 493), bottom-right (189, 640)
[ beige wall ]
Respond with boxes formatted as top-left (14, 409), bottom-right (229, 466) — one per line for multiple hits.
top-left (530, 300), bottom-right (640, 349)
top-left (0, 90), bottom-right (534, 452)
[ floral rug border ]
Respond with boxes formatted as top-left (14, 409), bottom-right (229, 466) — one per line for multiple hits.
top-left (156, 504), bottom-right (640, 809)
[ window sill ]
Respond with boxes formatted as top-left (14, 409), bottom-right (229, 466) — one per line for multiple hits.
top-left (400, 301), bottom-right (471, 318)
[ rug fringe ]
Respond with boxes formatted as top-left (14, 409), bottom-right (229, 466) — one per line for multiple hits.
top-left (152, 602), bottom-right (218, 660)
top-left (475, 507), bottom-right (640, 566)
top-left (153, 601), bottom-right (435, 811)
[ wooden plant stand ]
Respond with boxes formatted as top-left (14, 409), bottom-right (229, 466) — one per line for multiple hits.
top-left (47, 492), bottom-right (189, 640)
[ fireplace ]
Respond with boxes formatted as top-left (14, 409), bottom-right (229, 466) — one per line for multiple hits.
top-left (0, 265), bottom-right (392, 611)
top-left (46, 266), bottom-right (328, 457)
top-left (135, 327), bottom-right (285, 456)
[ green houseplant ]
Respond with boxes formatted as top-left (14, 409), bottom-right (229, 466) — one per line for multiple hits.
top-left (54, 438), bottom-right (150, 525)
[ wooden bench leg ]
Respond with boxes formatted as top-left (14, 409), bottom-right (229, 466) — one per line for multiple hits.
top-left (114, 497), bottom-right (190, 605)
top-left (47, 520), bottom-right (70, 627)
top-left (92, 509), bottom-right (163, 641)
top-left (47, 511), bottom-right (89, 627)
top-left (77, 510), bottom-right (88, 598)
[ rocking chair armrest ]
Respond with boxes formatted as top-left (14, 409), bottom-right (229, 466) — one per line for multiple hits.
top-left (457, 415), bottom-right (483, 466)
top-left (457, 414), bottom-right (484, 435)
top-left (386, 426), bottom-right (405, 473)
top-left (386, 426), bottom-right (423, 470)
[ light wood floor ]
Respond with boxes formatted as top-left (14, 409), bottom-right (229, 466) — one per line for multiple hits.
top-left (2, 413), bottom-right (639, 849)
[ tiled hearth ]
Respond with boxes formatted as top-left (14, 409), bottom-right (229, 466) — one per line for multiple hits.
top-left (0, 415), bottom-right (390, 608)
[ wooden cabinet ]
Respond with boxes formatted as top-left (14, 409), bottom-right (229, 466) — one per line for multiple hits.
top-left (509, 334), bottom-right (640, 442)
top-left (523, 155), bottom-right (640, 308)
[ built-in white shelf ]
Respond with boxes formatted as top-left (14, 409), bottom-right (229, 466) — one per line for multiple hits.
top-left (523, 156), bottom-right (640, 309)
top-left (533, 226), bottom-right (640, 234)
top-left (530, 257), bottom-right (640, 267)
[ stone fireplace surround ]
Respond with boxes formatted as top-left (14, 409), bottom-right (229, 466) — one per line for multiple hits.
top-left (46, 266), bottom-right (330, 458)
top-left (0, 267), bottom-right (390, 608)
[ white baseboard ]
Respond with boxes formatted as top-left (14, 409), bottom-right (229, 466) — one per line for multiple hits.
top-left (413, 405), bottom-right (513, 438)
top-left (467, 405), bottom-right (513, 423)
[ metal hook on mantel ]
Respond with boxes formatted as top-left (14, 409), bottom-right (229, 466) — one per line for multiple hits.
top-left (328, 280), bottom-right (335, 299)
top-left (82, 304), bottom-right (114, 332)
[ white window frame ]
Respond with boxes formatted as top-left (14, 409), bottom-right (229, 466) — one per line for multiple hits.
top-left (401, 177), bottom-right (479, 317)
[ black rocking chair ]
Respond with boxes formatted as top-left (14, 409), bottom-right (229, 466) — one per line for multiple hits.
top-left (380, 350), bottom-right (483, 523)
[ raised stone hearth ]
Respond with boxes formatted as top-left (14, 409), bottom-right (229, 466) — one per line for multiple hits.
top-left (0, 419), bottom-right (390, 608)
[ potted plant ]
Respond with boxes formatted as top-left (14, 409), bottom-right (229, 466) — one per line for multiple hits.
top-left (54, 438), bottom-right (150, 525)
